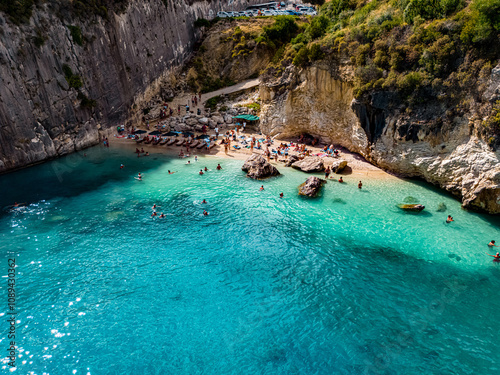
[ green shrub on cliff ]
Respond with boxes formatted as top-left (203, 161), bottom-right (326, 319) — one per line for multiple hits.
top-left (62, 64), bottom-right (83, 89)
top-left (0, 0), bottom-right (34, 24)
top-left (484, 101), bottom-right (500, 148)
top-left (68, 25), bottom-right (84, 46)
top-left (194, 18), bottom-right (211, 28)
top-left (260, 16), bottom-right (300, 49)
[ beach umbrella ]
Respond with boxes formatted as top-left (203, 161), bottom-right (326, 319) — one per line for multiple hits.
top-left (134, 130), bottom-right (147, 134)
top-left (149, 131), bottom-right (162, 135)
top-left (163, 131), bottom-right (178, 136)
top-left (195, 134), bottom-right (210, 140)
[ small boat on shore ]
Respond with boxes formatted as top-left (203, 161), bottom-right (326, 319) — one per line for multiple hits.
top-left (189, 140), bottom-right (200, 148)
top-left (398, 204), bottom-right (425, 212)
top-left (166, 138), bottom-right (176, 146)
top-left (159, 137), bottom-right (169, 145)
top-left (196, 142), bottom-right (206, 149)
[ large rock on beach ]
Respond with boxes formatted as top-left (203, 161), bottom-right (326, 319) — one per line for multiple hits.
top-left (292, 157), bottom-right (324, 172)
top-left (331, 159), bottom-right (348, 173)
top-left (285, 155), bottom-right (299, 167)
top-left (212, 115), bottom-right (225, 124)
top-left (185, 117), bottom-right (198, 126)
top-left (198, 117), bottom-right (209, 124)
top-left (224, 115), bottom-right (233, 124)
top-left (242, 154), bottom-right (280, 179)
top-left (298, 176), bottom-right (326, 197)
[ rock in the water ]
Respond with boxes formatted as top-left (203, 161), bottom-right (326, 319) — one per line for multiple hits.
top-left (331, 159), bottom-right (348, 173)
top-left (242, 154), bottom-right (280, 179)
top-left (298, 176), bottom-right (326, 197)
top-left (285, 155), bottom-right (299, 167)
top-left (436, 202), bottom-right (447, 212)
top-left (292, 157), bottom-right (324, 172)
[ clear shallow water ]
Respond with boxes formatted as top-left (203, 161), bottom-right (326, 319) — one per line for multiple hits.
top-left (1, 146), bottom-right (499, 374)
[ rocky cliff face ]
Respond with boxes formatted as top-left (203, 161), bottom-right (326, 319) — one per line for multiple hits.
top-left (0, 0), bottom-right (256, 173)
top-left (260, 64), bottom-right (500, 213)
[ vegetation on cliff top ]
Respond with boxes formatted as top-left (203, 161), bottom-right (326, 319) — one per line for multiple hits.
top-left (230, 0), bottom-right (499, 147)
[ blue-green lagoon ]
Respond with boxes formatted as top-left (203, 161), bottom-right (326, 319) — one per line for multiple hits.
top-left (1, 146), bottom-right (499, 374)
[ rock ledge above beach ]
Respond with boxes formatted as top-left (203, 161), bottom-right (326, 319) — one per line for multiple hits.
top-left (242, 154), bottom-right (280, 179)
top-left (291, 157), bottom-right (324, 172)
top-left (298, 176), bottom-right (326, 197)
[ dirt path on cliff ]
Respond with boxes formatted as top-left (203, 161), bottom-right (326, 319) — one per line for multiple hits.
top-left (168, 78), bottom-right (260, 112)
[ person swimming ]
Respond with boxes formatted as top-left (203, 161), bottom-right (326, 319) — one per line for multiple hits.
top-left (204, 167), bottom-right (208, 172)
top-left (151, 211), bottom-right (157, 217)
top-left (159, 213), bottom-right (165, 218)
top-left (152, 204), bottom-right (157, 210)
top-left (120, 164), bottom-right (124, 169)
top-left (446, 215), bottom-right (454, 223)
top-left (203, 210), bottom-right (209, 216)
top-left (202, 199), bottom-right (207, 204)
top-left (216, 164), bottom-right (222, 170)
top-left (145, 152), bottom-right (149, 156)
top-left (338, 177), bottom-right (343, 183)
top-left (186, 161), bottom-right (191, 165)
top-left (195, 156), bottom-right (198, 162)
top-left (486, 252), bottom-right (500, 262)
top-left (137, 173), bottom-right (142, 181)
top-left (199, 170), bottom-right (204, 175)
top-left (168, 170), bottom-right (176, 174)
top-left (358, 181), bottom-right (362, 189)
top-left (260, 185), bottom-right (264, 191)
top-left (488, 240), bottom-right (498, 247)
top-left (279, 192), bottom-right (284, 198)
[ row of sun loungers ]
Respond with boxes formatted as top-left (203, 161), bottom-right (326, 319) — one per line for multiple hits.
top-left (135, 135), bottom-right (215, 150)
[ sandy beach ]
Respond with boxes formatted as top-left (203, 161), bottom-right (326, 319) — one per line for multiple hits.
top-left (108, 127), bottom-right (398, 181)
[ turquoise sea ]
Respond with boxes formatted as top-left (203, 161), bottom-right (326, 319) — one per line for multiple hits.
top-left (1, 145), bottom-right (499, 374)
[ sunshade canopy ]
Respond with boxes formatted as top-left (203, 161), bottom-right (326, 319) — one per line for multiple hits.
top-left (233, 114), bottom-right (259, 121)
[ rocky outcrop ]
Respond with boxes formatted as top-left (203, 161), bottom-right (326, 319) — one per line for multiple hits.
top-left (0, 0), bottom-right (259, 173)
top-left (284, 154), bottom-right (299, 167)
top-left (291, 156), bottom-right (324, 172)
top-left (260, 64), bottom-right (500, 214)
top-left (331, 160), bottom-right (348, 173)
top-left (298, 176), bottom-right (325, 197)
top-left (242, 154), bottom-right (280, 179)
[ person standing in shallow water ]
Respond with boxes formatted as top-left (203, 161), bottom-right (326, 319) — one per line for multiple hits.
top-left (324, 166), bottom-right (331, 179)
top-left (488, 240), bottom-right (498, 247)
top-left (358, 181), bottom-right (363, 189)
